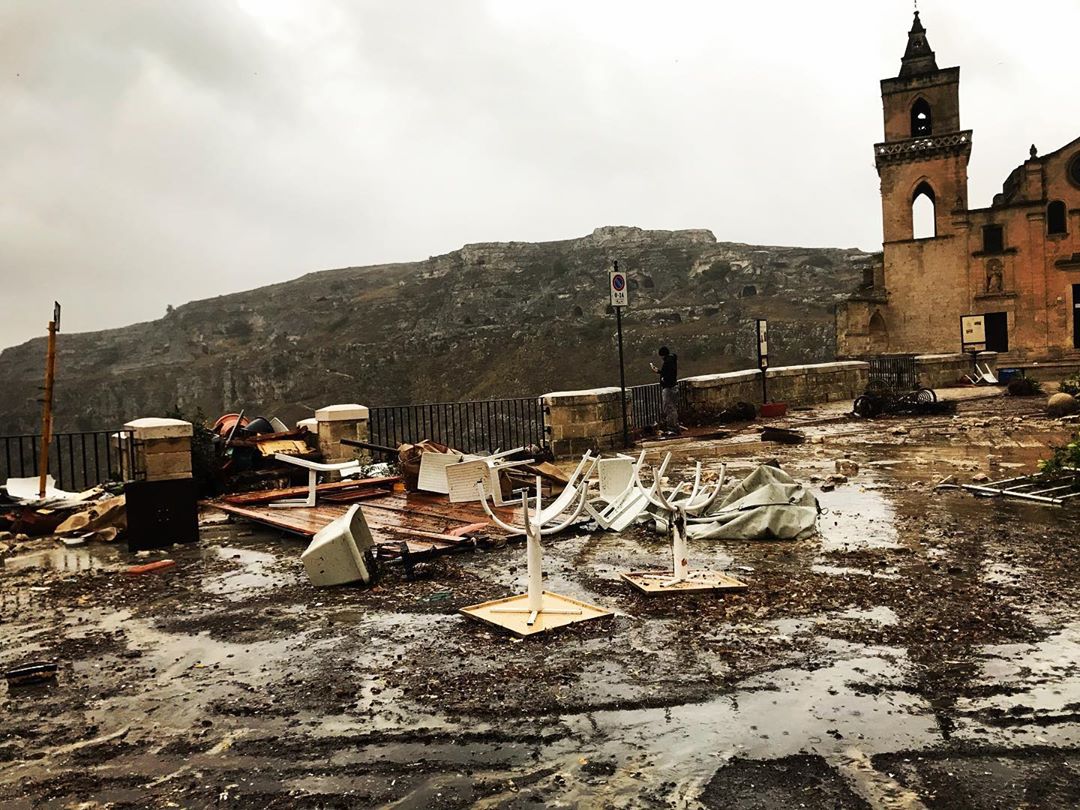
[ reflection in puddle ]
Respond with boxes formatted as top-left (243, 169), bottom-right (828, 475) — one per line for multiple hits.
top-left (3, 547), bottom-right (117, 573)
top-left (558, 642), bottom-right (939, 803)
top-left (816, 485), bottom-right (899, 552)
top-left (954, 622), bottom-right (1080, 747)
top-left (202, 546), bottom-right (298, 599)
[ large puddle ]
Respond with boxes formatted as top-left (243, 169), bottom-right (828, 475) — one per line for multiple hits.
top-left (553, 638), bottom-right (939, 804)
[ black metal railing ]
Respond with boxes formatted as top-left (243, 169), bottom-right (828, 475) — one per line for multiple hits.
top-left (0, 430), bottom-right (137, 492)
top-left (369, 397), bottom-right (546, 454)
top-left (629, 382), bottom-right (686, 430)
top-left (865, 355), bottom-right (918, 392)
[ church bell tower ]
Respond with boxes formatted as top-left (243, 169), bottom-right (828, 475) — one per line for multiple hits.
top-left (875, 11), bottom-right (972, 243)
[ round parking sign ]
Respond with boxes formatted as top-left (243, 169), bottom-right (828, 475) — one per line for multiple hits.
top-left (609, 270), bottom-right (629, 306)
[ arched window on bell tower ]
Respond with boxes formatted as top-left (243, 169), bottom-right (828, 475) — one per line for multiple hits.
top-left (912, 182), bottom-right (936, 239)
top-left (911, 97), bottom-right (933, 137)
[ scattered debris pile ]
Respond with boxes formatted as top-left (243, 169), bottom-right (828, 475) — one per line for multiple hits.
top-left (853, 385), bottom-right (956, 418)
top-left (1, 476), bottom-right (126, 545)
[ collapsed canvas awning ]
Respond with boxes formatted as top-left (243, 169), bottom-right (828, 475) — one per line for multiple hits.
top-left (686, 465), bottom-right (819, 542)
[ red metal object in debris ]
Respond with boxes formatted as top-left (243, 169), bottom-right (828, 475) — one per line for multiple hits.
top-left (759, 403), bottom-right (788, 418)
top-left (212, 413), bottom-right (249, 438)
top-left (126, 559), bottom-right (177, 575)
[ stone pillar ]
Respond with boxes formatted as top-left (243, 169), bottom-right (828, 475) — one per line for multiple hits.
top-left (315, 404), bottom-right (370, 465)
top-left (541, 387), bottom-right (627, 459)
top-left (122, 417), bottom-right (193, 482)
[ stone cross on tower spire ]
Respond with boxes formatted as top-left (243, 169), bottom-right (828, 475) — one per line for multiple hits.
top-left (899, 10), bottom-right (939, 77)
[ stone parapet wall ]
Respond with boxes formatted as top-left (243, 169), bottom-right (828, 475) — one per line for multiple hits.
top-left (542, 387), bottom-right (628, 458)
top-left (681, 370), bottom-right (762, 423)
top-left (765, 361), bottom-right (869, 406)
top-left (915, 354), bottom-right (971, 388)
top-left (542, 363), bottom-right (871, 457)
top-left (914, 352), bottom-right (997, 388)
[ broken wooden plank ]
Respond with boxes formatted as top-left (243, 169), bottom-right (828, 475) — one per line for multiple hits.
top-left (219, 476), bottom-right (400, 506)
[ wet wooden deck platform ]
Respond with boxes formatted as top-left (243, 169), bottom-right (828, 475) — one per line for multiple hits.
top-left (208, 479), bottom-right (525, 562)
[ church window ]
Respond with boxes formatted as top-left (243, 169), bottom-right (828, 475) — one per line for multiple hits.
top-left (1048, 200), bottom-right (1068, 235)
top-left (910, 98), bottom-right (932, 137)
top-left (982, 224), bottom-right (1004, 253)
top-left (912, 182), bottom-right (936, 239)
top-left (1069, 154), bottom-right (1080, 188)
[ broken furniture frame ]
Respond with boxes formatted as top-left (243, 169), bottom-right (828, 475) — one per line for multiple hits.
top-left (477, 452), bottom-right (597, 535)
top-left (270, 453), bottom-right (363, 507)
top-left (965, 363), bottom-right (999, 386)
top-left (633, 456), bottom-right (727, 524)
top-left (459, 487), bottom-right (612, 635)
top-left (621, 504), bottom-right (747, 594)
top-left (586, 452), bottom-right (670, 532)
top-left (959, 470), bottom-right (1080, 506)
top-left (417, 450), bottom-right (465, 495)
top-left (446, 447), bottom-right (533, 505)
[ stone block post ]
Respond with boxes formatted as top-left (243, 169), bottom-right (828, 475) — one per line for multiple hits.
top-left (315, 404), bottom-right (371, 466)
top-left (122, 417), bottom-right (193, 482)
top-left (541, 387), bottom-right (628, 459)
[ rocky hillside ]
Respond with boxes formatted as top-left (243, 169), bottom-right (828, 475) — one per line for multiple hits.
top-left (0, 227), bottom-right (876, 432)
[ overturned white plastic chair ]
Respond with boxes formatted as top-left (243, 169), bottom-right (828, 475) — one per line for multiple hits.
top-left (478, 452), bottom-right (597, 536)
top-left (634, 458), bottom-right (728, 529)
top-left (417, 451), bottom-right (465, 495)
top-left (680, 463), bottom-right (727, 517)
top-left (584, 451), bottom-right (665, 532)
top-left (271, 453), bottom-right (362, 508)
top-left (965, 364), bottom-right (997, 386)
top-left (445, 448), bottom-right (533, 505)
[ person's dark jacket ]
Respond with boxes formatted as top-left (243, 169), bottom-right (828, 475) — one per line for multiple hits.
top-left (660, 354), bottom-right (678, 388)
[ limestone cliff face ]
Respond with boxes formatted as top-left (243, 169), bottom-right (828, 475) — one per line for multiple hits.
top-left (0, 227), bottom-right (875, 432)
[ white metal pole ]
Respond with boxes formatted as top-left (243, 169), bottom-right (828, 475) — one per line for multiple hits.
top-left (524, 486), bottom-right (543, 614)
top-left (671, 509), bottom-right (689, 582)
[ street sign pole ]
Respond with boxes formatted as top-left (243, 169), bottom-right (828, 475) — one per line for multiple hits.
top-left (38, 301), bottom-right (61, 499)
top-left (616, 305), bottom-right (627, 447)
top-left (610, 261), bottom-right (629, 448)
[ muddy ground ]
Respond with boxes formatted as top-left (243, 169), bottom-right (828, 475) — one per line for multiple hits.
top-left (2, 392), bottom-right (1079, 808)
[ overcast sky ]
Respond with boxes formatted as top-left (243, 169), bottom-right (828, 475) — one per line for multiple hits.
top-left (1, 0), bottom-right (1077, 349)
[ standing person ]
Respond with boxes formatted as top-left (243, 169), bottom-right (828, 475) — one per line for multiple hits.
top-left (649, 346), bottom-right (680, 435)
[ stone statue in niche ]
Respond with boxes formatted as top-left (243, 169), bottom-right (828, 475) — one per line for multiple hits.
top-left (986, 259), bottom-right (1004, 293)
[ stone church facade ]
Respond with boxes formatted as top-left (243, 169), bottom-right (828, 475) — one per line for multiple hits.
top-left (837, 12), bottom-right (1080, 363)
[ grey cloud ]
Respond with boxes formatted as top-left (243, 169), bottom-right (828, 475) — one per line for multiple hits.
top-left (1, 0), bottom-right (1077, 350)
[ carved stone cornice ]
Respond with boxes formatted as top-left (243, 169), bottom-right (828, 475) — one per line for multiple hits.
top-left (874, 130), bottom-right (973, 167)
